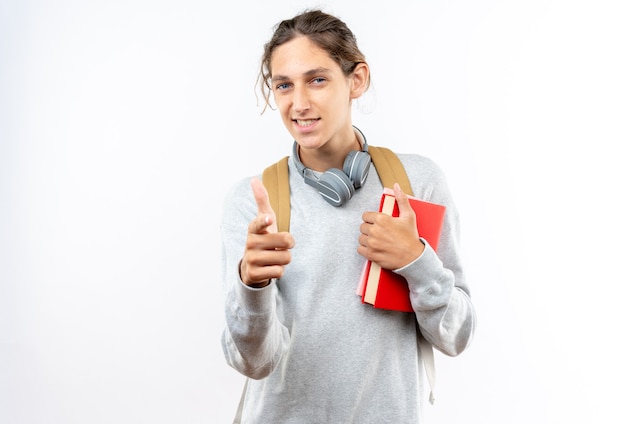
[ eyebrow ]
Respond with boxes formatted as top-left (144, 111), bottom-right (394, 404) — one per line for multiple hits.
top-left (271, 67), bottom-right (332, 82)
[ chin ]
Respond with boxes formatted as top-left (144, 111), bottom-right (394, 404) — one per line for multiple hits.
top-left (294, 133), bottom-right (326, 150)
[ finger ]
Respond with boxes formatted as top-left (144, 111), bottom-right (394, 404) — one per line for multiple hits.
top-left (250, 177), bottom-right (277, 233)
top-left (246, 231), bottom-right (295, 251)
top-left (251, 177), bottom-right (274, 215)
top-left (361, 211), bottom-right (377, 224)
top-left (393, 183), bottom-right (414, 218)
top-left (249, 212), bottom-right (277, 235)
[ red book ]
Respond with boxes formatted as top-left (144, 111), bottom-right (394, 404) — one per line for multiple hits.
top-left (357, 188), bottom-right (446, 312)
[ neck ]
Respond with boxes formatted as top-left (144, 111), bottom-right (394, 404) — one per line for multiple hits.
top-left (298, 127), bottom-right (362, 172)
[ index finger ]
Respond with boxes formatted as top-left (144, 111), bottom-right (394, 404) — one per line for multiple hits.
top-left (250, 177), bottom-right (277, 233)
top-left (251, 177), bottom-right (274, 215)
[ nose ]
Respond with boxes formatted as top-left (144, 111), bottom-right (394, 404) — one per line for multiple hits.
top-left (292, 85), bottom-right (310, 113)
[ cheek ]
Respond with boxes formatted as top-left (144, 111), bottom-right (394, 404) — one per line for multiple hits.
top-left (325, 93), bottom-right (348, 110)
top-left (273, 96), bottom-right (289, 114)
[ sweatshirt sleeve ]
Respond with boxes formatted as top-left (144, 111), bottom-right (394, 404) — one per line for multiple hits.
top-left (397, 245), bottom-right (475, 357)
top-left (221, 279), bottom-right (290, 379)
top-left (220, 178), bottom-right (290, 379)
top-left (396, 157), bottom-right (476, 357)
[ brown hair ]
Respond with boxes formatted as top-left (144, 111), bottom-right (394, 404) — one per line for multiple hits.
top-left (257, 9), bottom-right (370, 112)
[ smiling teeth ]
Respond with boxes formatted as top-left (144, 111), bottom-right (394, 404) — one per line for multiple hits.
top-left (297, 119), bottom-right (317, 127)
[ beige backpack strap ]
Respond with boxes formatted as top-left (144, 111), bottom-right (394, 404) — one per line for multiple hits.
top-left (368, 145), bottom-right (414, 196)
top-left (232, 379), bottom-right (247, 424)
top-left (262, 156), bottom-right (291, 233)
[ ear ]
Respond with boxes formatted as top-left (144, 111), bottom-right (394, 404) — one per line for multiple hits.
top-left (349, 62), bottom-right (370, 99)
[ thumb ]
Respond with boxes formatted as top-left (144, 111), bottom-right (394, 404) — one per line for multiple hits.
top-left (393, 183), bottom-right (414, 218)
top-left (251, 177), bottom-right (278, 233)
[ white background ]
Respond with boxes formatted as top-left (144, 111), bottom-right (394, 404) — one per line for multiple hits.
top-left (1, 0), bottom-right (625, 423)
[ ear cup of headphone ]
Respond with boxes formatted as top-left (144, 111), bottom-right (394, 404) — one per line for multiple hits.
top-left (316, 168), bottom-right (356, 206)
top-left (291, 126), bottom-right (370, 207)
top-left (342, 150), bottom-right (371, 189)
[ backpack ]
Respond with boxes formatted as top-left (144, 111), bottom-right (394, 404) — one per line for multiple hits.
top-left (233, 146), bottom-right (436, 423)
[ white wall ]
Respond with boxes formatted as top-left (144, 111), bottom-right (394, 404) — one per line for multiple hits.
top-left (1, 1), bottom-right (625, 423)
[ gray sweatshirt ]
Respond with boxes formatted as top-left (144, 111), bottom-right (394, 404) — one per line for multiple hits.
top-left (221, 151), bottom-right (476, 423)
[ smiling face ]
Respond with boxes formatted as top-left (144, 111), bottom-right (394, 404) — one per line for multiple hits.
top-left (270, 36), bottom-right (368, 158)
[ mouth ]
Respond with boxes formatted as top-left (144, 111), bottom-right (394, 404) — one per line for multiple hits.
top-left (293, 118), bottom-right (320, 128)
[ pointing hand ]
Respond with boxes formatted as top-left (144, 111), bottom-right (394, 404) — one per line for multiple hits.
top-left (240, 178), bottom-right (295, 287)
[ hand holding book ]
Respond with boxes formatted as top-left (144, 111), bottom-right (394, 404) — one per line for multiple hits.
top-left (358, 184), bottom-right (425, 270)
top-left (357, 185), bottom-right (446, 312)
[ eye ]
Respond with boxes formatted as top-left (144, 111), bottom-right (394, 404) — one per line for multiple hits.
top-left (275, 82), bottom-right (291, 91)
top-left (311, 77), bottom-right (327, 85)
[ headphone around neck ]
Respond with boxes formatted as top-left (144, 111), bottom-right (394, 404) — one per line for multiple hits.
top-left (292, 126), bottom-right (372, 207)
